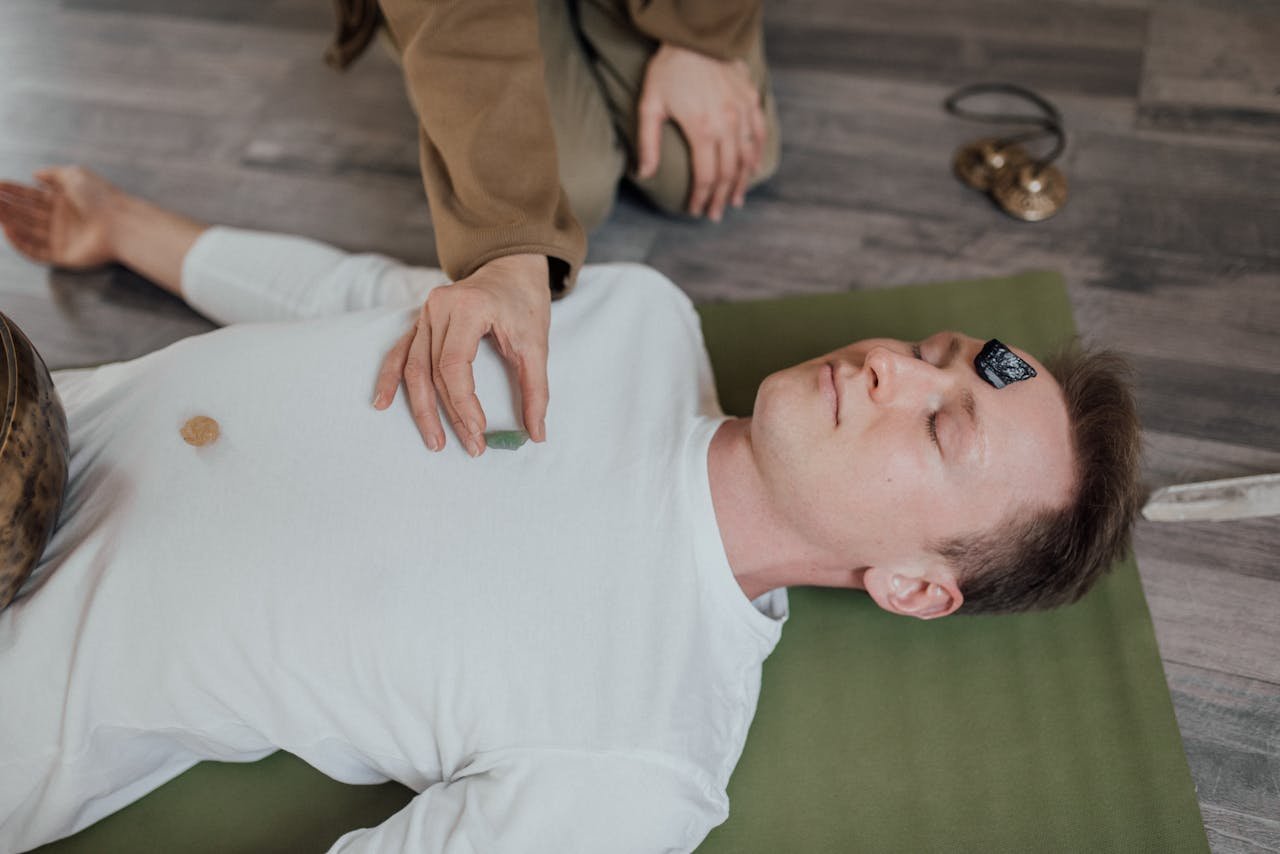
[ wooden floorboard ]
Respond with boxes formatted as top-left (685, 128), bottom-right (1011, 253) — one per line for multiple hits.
top-left (1139, 0), bottom-right (1280, 138)
top-left (1168, 662), bottom-right (1280, 854)
top-left (1, 0), bottom-right (1277, 850)
top-left (62, 0), bottom-right (326, 31)
top-left (1130, 354), bottom-right (1280, 452)
top-left (1138, 543), bottom-right (1280, 684)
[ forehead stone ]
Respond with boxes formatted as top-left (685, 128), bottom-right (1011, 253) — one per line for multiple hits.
top-left (974, 339), bottom-right (1037, 389)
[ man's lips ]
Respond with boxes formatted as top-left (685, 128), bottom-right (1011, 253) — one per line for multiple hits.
top-left (823, 361), bottom-right (839, 425)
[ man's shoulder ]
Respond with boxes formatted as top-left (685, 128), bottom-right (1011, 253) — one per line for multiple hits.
top-left (577, 262), bottom-right (685, 298)
top-left (575, 262), bottom-right (696, 318)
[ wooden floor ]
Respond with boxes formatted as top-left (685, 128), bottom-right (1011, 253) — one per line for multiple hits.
top-left (1, 1), bottom-right (1277, 850)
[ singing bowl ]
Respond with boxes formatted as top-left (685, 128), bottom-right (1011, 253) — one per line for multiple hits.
top-left (0, 310), bottom-right (69, 612)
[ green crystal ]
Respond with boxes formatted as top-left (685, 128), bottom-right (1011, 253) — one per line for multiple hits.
top-left (483, 429), bottom-right (530, 451)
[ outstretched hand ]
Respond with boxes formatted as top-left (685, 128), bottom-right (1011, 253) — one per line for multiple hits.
top-left (373, 253), bottom-right (551, 458)
top-left (636, 43), bottom-right (767, 223)
top-left (0, 167), bottom-right (118, 269)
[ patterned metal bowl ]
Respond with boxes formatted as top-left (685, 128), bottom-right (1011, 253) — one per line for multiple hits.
top-left (0, 311), bottom-right (69, 611)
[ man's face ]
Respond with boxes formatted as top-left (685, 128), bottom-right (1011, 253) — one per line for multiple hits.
top-left (749, 331), bottom-right (1075, 613)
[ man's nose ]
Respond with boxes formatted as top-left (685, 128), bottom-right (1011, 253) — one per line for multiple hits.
top-left (865, 346), bottom-right (945, 405)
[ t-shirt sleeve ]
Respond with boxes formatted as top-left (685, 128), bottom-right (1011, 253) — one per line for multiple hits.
top-left (181, 227), bottom-right (450, 324)
top-left (325, 748), bottom-right (727, 854)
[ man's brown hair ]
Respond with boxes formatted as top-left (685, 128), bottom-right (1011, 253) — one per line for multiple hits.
top-left (938, 347), bottom-right (1143, 614)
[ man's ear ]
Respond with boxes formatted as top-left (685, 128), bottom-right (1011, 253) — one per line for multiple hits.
top-left (862, 565), bottom-right (963, 620)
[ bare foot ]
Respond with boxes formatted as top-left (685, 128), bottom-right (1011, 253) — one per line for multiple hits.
top-left (0, 166), bottom-right (122, 269)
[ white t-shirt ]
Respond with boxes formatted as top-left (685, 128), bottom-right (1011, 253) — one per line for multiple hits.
top-left (0, 228), bottom-right (787, 853)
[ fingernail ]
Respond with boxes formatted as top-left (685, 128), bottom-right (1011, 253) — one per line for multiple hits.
top-left (372, 392), bottom-right (385, 409)
top-left (465, 437), bottom-right (480, 457)
top-left (711, 210), bottom-right (722, 223)
top-left (426, 434), bottom-right (440, 452)
top-left (537, 420), bottom-right (546, 442)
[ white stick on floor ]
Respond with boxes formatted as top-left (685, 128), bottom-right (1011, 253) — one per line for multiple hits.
top-left (1142, 472), bottom-right (1280, 522)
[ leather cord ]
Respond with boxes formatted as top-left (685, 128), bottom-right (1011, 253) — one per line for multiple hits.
top-left (944, 82), bottom-right (1066, 168)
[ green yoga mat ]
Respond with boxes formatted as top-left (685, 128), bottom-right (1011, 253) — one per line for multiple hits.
top-left (35, 271), bottom-right (1207, 854)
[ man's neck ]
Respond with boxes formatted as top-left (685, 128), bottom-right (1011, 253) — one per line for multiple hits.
top-left (706, 418), bottom-right (869, 600)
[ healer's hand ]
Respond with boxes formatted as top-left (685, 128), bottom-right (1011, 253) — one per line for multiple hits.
top-left (373, 254), bottom-right (551, 457)
top-left (636, 43), bottom-right (767, 223)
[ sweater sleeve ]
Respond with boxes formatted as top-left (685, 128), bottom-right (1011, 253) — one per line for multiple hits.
top-left (180, 227), bottom-right (449, 325)
top-left (625, 0), bottom-right (762, 61)
top-left (378, 0), bottom-right (586, 291)
top-left (326, 748), bottom-right (726, 854)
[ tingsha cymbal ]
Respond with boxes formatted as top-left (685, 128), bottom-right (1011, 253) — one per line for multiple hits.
top-left (952, 137), bottom-right (1030, 192)
top-left (991, 162), bottom-right (1068, 222)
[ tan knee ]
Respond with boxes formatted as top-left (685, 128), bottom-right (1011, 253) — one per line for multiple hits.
top-left (537, 0), bottom-right (625, 232)
top-left (630, 106), bottom-right (781, 217)
top-left (630, 123), bottom-right (694, 217)
top-left (753, 88), bottom-right (783, 185)
top-left (559, 144), bottom-right (625, 233)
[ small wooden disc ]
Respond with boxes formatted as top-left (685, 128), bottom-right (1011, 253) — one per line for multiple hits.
top-left (180, 415), bottom-right (220, 447)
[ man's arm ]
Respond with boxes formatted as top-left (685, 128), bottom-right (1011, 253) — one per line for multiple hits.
top-left (0, 167), bottom-right (446, 325)
top-left (180, 227), bottom-right (448, 326)
top-left (327, 748), bottom-right (725, 854)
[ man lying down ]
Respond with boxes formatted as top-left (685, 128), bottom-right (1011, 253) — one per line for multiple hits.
top-left (0, 168), bottom-right (1141, 853)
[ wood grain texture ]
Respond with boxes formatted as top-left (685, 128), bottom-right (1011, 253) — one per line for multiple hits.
top-left (763, 0), bottom-right (1149, 96)
top-left (1138, 550), bottom-right (1280, 684)
top-left (1139, 0), bottom-right (1280, 137)
top-left (62, 0), bottom-right (327, 31)
top-left (1, 0), bottom-right (1277, 849)
top-left (1129, 354), bottom-right (1280, 452)
top-left (1167, 663), bottom-right (1280, 854)
top-left (1136, 514), bottom-right (1279, 584)
top-left (1144, 431), bottom-right (1280, 486)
